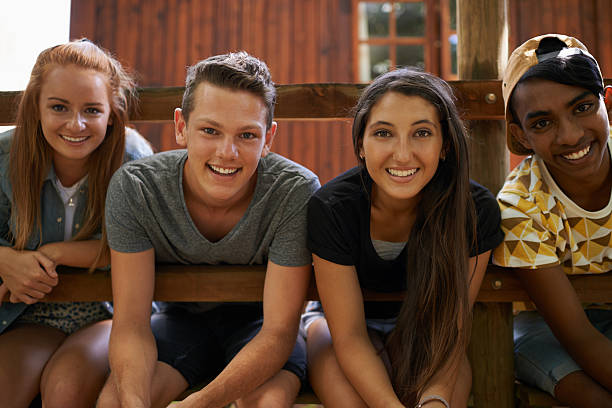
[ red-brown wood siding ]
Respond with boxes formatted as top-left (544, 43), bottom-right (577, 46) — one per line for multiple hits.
top-left (71, 0), bottom-right (355, 183)
top-left (71, 0), bottom-right (612, 179)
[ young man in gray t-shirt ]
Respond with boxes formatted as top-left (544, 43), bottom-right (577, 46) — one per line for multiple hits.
top-left (98, 52), bottom-right (320, 408)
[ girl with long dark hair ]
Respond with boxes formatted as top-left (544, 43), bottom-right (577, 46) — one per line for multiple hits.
top-left (304, 68), bottom-right (503, 407)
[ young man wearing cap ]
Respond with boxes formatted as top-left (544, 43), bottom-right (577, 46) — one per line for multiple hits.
top-left (492, 34), bottom-right (612, 407)
top-left (97, 52), bottom-right (320, 408)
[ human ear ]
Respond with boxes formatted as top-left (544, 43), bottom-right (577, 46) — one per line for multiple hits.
top-left (604, 86), bottom-right (612, 121)
top-left (174, 108), bottom-right (188, 147)
top-left (509, 122), bottom-right (532, 151)
top-left (261, 121), bottom-right (277, 157)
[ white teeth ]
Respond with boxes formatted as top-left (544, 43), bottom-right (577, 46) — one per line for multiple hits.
top-left (209, 164), bottom-right (239, 175)
top-left (563, 145), bottom-right (591, 160)
top-left (61, 135), bottom-right (88, 142)
top-left (387, 168), bottom-right (417, 177)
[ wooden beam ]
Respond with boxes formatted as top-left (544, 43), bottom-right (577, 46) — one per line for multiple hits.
top-left (457, 1), bottom-right (512, 406)
top-left (3, 81), bottom-right (611, 126)
top-left (40, 264), bottom-right (612, 303)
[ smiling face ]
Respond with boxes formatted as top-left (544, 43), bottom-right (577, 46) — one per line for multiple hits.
top-left (39, 64), bottom-right (112, 179)
top-left (360, 92), bottom-right (444, 207)
top-left (175, 82), bottom-right (276, 208)
top-left (509, 79), bottom-right (611, 193)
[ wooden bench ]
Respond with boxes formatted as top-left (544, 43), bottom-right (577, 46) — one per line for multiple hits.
top-left (3, 80), bottom-right (612, 407)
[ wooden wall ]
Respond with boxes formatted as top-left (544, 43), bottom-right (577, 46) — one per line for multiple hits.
top-left (509, 0), bottom-right (612, 77)
top-left (70, 0), bottom-right (356, 183)
top-left (71, 0), bottom-right (612, 182)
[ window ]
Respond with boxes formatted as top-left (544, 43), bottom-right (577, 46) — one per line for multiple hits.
top-left (353, 0), bottom-right (457, 81)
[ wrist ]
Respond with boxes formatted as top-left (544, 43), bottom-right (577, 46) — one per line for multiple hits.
top-left (38, 242), bottom-right (62, 264)
top-left (416, 395), bottom-right (450, 408)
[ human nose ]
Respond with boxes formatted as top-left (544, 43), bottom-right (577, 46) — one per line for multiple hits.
top-left (66, 112), bottom-right (86, 132)
top-left (217, 135), bottom-right (238, 159)
top-left (393, 135), bottom-right (413, 162)
top-left (556, 116), bottom-right (584, 146)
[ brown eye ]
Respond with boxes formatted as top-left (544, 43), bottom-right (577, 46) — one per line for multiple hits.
top-left (415, 129), bottom-right (432, 138)
top-left (531, 119), bottom-right (551, 130)
top-left (575, 102), bottom-right (594, 113)
top-left (373, 129), bottom-right (391, 138)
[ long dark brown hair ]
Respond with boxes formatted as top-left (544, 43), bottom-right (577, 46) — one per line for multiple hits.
top-left (9, 39), bottom-right (135, 267)
top-left (352, 68), bottom-right (476, 406)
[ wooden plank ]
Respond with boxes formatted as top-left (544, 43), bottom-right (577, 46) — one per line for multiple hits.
top-left (3, 80), bottom-right (612, 125)
top-left (457, 0), bottom-right (509, 195)
top-left (468, 302), bottom-right (514, 408)
top-left (40, 264), bottom-right (612, 303)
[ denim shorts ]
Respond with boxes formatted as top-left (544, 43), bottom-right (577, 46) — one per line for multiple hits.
top-left (514, 309), bottom-right (612, 396)
top-left (301, 301), bottom-right (396, 336)
top-left (151, 302), bottom-right (307, 387)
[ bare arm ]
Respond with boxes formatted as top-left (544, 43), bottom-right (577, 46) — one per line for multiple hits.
top-left (516, 265), bottom-right (612, 392)
top-left (419, 250), bottom-right (492, 405)
top-left (108, 248), bottom-right (157, 408)
top-left (178, 260), bottom-right (311, 408)
top-left (314, 254), bottom-right (405, 408)
top-left (39, 239), bottom-right (109, 268)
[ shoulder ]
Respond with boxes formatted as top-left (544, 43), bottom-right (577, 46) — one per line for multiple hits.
top-left (469, 179), bottom-right (504, 253)
top-left (258, 153), bottom-right (320, 196)
top-left (308, 166), bottom-right (366, 228)
top-left (0, 129), bottom-right (14, 157)
top-left (111, 150), bottom-right (186, 194)
top-left (470, 179), bottom-right (499, 213)
top-left (497, 155), bottom-right (547, 207)
top-left (311, 166), bottom-right (365, 208)
top-left (0, 129), bottom-right (14, 181)
top-left (123, 127), bottom-right (154, 162)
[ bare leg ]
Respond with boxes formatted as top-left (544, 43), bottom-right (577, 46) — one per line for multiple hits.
top-left (306, 318), bottom-right (368, 408)
top-left (150, 362), bottom-right (190, 408)
top-left (450, 354), bottom-right (472, 408)
top-left (97, 361), bottom-right (189, 408)
top-left (41, 319), bottom-right (112, 408)
top-left (234, 369), bottom-right (301, 408)
top-left (554, 370), bottom-right (612, 408)
top-left (0, 323), bottom-right (65, 408)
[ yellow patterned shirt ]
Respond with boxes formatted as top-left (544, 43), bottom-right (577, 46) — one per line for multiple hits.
top-left (493, 137), bottom-right (612, 275)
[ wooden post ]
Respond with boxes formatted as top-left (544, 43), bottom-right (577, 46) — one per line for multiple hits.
top-left (468, 302), bottom-right (514, 408)
top-left (457, 1), bottom-right (513, 408)
top-left (457, 0), bottom-right (509, 194)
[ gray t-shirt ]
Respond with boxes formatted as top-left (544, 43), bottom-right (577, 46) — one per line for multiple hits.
top-left (105, 150), bottom-right (319, 310)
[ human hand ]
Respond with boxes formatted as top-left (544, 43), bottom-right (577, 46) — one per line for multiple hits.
top-left (0, 248), bottom-right (58, 304)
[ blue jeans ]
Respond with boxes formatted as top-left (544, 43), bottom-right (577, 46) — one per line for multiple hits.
top-left (514, 309), bottom-right (612, 396)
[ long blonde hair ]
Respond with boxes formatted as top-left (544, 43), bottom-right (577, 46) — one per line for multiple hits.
top-left (9, 39), bottom-right (135, 265)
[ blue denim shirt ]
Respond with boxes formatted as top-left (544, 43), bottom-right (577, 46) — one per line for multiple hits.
top-left (0, 128), bottom-right (153, 333)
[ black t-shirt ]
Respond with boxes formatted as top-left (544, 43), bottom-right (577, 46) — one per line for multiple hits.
top-left (307, 166), bottom-right (504, 318)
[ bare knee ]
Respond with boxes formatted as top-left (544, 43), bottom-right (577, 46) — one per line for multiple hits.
top-left (96, 376), bottom-right (121, 408)
top-left (236, 390), bottom-right (292, 408)
top-left (42, 376), bottom-right (95, 408)
top-left (236, 370), bottom-right (300, 408)
top-left (555, 371), bottom-right (612, 408)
